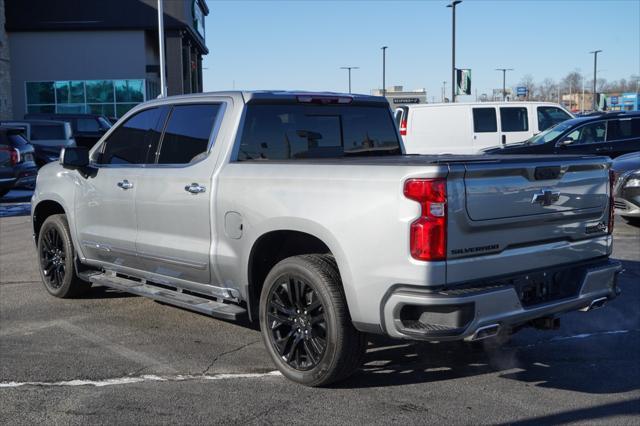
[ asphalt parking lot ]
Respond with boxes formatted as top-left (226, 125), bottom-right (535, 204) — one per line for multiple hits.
top-left (0, 192), bottom-right (639, 425)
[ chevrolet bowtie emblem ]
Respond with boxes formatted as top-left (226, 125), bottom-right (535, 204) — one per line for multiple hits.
top-left (531, 189), bottom-right (561, 206)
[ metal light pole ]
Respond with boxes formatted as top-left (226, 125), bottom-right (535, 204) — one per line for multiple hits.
top-left (582, 78), bottom-right (586, 113)
top-left (381, 46), bottom-right (388, 97)
top-left (447, 1), bottom-right (462, 103)
top-left (590, 50), bottom-right (602, 110)
top-left (157, 0), bottom-right (167, 97)
top-left (442, 81), bottom-right (447, 102)
top-left (340, 66), bottom-right (359, 94)
top-left (496, 68), bottom-right (513, 101)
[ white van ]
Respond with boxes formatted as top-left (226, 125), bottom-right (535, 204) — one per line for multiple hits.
top-left (394, 102), bottom-right (573, 154)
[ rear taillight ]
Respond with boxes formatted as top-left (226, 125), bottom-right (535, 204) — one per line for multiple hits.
top-left (0, 147), bottom-right (20, 166)
top-left (404, 178), bottom-right (447, 261)
top-left (608, 169), bottom-right (615, 235)
top-left (399, 119), bottom-right (407, 136)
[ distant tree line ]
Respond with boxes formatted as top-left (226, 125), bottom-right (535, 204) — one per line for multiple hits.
top-left (516, 71), bottom-right (640, 101)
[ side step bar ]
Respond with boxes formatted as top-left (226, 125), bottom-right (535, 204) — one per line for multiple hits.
top-left (88, 273), bottom-right (246, 321)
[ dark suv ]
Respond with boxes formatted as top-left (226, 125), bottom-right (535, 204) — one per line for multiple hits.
top-left (0, 127), bottom-right (37, 198)
top-left (484, 111), bottom-right (640, 158)
top-left (24, 113), bottom-right (111, 149)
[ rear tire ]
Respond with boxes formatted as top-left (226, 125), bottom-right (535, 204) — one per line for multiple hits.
top-left (37, 214), bottom-right (90, 298)
top-left (259, 254), bottom-right (366, 387)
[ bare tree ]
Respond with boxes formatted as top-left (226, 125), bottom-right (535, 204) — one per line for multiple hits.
top-left (539, 78), bottom-right (558, 102)
top-left (561, 70), bottom-right (583, 94)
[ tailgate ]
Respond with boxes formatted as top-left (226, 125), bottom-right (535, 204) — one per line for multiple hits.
top-left (446, 156), bottom-right (612, 284)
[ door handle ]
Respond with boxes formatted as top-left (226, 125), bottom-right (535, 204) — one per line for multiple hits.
top-left (117, 179), bottom-right (134, 190)
top-left (185, 183), bottom-right (206, 194)
top-left (596, 146), bottom-right (612, 152)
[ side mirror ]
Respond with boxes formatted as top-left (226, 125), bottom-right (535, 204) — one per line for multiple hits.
top-left (60, 146), bottom-right (89, 168)
top-left (557, 137), bottom-right (574, 147)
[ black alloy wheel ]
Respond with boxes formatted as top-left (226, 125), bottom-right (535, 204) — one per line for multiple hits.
top-left (40, 225), bottom-right (67, 289)
top-left (266, 274), bottom-right (327, 370)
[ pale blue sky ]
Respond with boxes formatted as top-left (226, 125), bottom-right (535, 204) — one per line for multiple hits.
top-left (202, 0), bottom-right (640, 100)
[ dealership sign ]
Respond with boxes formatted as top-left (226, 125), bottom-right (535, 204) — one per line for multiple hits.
top-left (392, 97), bottom-right (421, 104)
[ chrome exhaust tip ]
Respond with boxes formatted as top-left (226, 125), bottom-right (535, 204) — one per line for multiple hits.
top-left (469, 324), bottom-right (501, 341)
top-left (580, 296), bottom-right (608, 312)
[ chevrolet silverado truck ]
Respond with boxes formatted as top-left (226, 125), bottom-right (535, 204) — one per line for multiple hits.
top-left (31, 91), bottom-right (621, 386)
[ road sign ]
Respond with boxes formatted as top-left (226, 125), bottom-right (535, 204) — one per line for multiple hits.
top-left (516, 86), bottom-right (528, 96)
top-left (456, 69), bottom-right (471, 95)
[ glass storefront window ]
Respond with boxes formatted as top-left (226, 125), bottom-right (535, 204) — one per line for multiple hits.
top-left (26, 79), bottom-right (146, 118)
top-left (56, 104), bottom-right (87, 114)
top-left (26, 82), bottom-right (55, 104)
top-left (116, 103), bottom-right (138, 118)
top-left (27, 105), bottom-right (55, 114)
top-left (86, 80), bottom-right (115, 103)
top-left (88, 104), bottom-right (116, 118)
top-left (115, 80), bottom-right (144, 103)
top-left (55, 81), bottom-right (85, 104)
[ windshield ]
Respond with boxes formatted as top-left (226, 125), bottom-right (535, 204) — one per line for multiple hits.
top-left (526, 121), bottom-right (573, 145)
top-left (237, 104), bottom-right (401, 160)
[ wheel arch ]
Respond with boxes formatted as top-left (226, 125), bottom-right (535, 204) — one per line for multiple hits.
top-left (246, 227), bottom-right (352, 322)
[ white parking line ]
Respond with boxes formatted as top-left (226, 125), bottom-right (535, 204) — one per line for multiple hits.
top-left (0, 371), bottom-right (282, 388)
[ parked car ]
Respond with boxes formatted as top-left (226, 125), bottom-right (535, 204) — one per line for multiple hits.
top-left (0, 127), bottom-right (37, 198)
top-left (24, 113), bottom-right (111, 149)
top-left (0, 120), bottom-right (76, 167)
top-left (483, 111), bottom-right (640, 158)
top-left (395, 102), bottom-right (573, 154)
top-left (32, 91), bottom-right (620, 386)
top-left (612, 151), bottom-right (640, 224)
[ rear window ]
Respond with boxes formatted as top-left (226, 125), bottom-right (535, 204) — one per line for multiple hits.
top-left (500, 107), bottom-right (528, 132)
top-left (77, 118), bottom-right (100, 132)
top-left (607, 118), bottom-right (640, 141)
top-left (237, 105), bottom-right (401, 161)
top-left (472, 108), bottom-right (497, 133)
top-left (31, 124), bottom-right (65, 141)
top-left (537, 106), bottom-right (571, 131)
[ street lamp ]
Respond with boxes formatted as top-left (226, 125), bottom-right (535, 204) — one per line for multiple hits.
top-left (496, 68), bottom-right (513, 101)
top-left (157, 0), bottom-right (167, 97)
top-left (381, 46), bottom-right (388, 97)
top-left (340, 66), bottom-right (359, 94)
top-left (590, 50), bottom-right (602, 111)
top-left (442, 81), bottom-right (447, 102)
top-left (446, 0), bottom-right (462, 103)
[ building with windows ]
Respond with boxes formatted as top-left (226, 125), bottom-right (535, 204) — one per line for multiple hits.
top-left (3, 0), bottom-right (208, 120)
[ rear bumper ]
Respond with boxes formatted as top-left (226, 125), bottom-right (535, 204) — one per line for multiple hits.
top-left (382, 259), bottom-right (622, 341)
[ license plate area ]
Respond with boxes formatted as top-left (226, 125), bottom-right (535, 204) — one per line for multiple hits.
top-left (514, 268), bottom-right (584, 307)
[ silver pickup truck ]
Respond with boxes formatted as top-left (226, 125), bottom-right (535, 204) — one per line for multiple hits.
top-left (31, 91), bottom-right (621, 386)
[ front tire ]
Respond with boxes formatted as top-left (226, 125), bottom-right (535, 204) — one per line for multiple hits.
top-left (37, 214), bottom-right (89, 298)
top-left (259, 254), bottom-right (366, 386)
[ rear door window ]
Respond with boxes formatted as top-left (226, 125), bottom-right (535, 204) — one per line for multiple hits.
top-left (237, 104), bottom-right (401, 161)
top-left (537, 106), bottom-right (572, 131)
top-left (472, 108), bottom-right (497, 133)
top-left (500, 107), bottom-right (528, 132)
top-left (157, 104), bottom-right (221, 165)
top-left (99, 107), bottom-right (164, 165)
top-left (606, 118), bottom-right (640, 141)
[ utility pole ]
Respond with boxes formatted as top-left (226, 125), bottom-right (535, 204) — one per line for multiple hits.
top-left (496, 68), bottom-right (513, 101)
top-left (447, 1), bottom-right (462, 103)
top-left (381, 46), bottom-right (388, 97)
top-left (582, 78), bottom-right (586, 113)
top-left (340, 66), bottom-right (359, 94)
top-left (590, 50), bottom-right (602, 110)
top-left (157, 0), bottom-right (167, 97)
